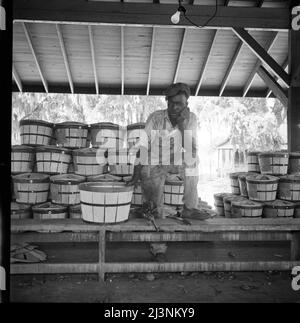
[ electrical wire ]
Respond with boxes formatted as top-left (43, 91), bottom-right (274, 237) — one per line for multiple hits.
top-left (183, 0), bottom-right (218, 29)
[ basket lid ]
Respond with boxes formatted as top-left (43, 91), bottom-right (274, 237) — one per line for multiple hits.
top-left (54, 121), bottom-right (88, 129)
top-left (127, 123), bottom-right (146, 131)
top-left (50, 174), bottom-right (86, 184)
top-left (258, 151), bottom-right (289, 158)
top-left (223, 195), bottom-right (247, 203)
top-left (11, 202), bottom-right (31, 213)
top-left (13, 173), bottom-right (50, 183)
top-left (213, 193), bottom-right (232, 199)
top-left (87, 173), bottom-right (123, 182)
top-left (264, 199), bottom-right (295, 209)
top-left (238, 172), bottom-right (259, 180)
top-left (79, 181), bottom-right (133, 193)
top-left (72, 147), bottom-right (98, 156)
top-left (35, 145), bottom-right (72, 154)
top-left (229, 172), bottom-right (248, 179)
top-left (19, 119), bottom-right (53, 127)
top-left (11, 145), bottom-right (35, 153)
top-left (32, 202), bottom-right (68, 213)
top-left (231, 199), bottom-right (263, 209)
top-left (279, 175), bottom-right (300, 183)
top-left (246, 174), bottom-right (279, 183)
top-left (90, 122), bottom-right (121, 130)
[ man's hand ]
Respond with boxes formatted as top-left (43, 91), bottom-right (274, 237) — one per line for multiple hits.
top-left (176, 107), bottom-right (190, 132)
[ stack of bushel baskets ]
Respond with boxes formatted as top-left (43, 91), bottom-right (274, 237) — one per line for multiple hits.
top-left (213, 151), bottom-right (300, 219)
top-left (11, 120), bottom-right (146, 223)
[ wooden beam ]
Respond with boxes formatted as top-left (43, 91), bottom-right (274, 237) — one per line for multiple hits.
top-left (233, 28), bottom-right (290, 88)
top-left (219, 40), bottom-right (243, 96)
top-left (56, 24), bottom-right (74, 94)
top-left (243, 32), bottom-right (279, 97)
top-left (266, 58), bottom-right (288, 98)
top-left (195, 30), bottom-right (219, 96)
top-left (88, 25), bottom-right (99, 95)
top-left (21, 22), bottom-right (48, 93)
top-left (173, 28), bottom-right (188, 84)
top-left (13, 1), bottom-right (290, 30)
top-left (12, 64), bottom-right (23, 92)
top-left (121, 25), bottom-right (124, 96)
top-left (257, 66), bottom-right (288, 107)
top-left (257, 0), bottom-right (264, 7)
top-left (146, 27), bottom-right (156, 96)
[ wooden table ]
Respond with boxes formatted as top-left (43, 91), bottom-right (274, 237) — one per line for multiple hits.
top-left (11, 217), bottom-right (300, 280)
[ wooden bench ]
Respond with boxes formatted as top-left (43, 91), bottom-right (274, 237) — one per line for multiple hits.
top-left (11, 218), bottom-right (300, 280)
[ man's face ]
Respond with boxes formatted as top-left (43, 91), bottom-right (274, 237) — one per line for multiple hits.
top-left (167, 93), bottom-right (188, 119)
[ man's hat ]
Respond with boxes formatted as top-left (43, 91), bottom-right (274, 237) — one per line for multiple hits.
top-left (164, 82), bottom-right (191, 99)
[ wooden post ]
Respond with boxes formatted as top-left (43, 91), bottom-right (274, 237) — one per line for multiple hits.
top-left (288, 28), bottom-right (300, 152)
top-left (0, 0), bottom-right (12, 303)
top-left (291, 233), bottom-right (300, 261)
top-left (98, 229), bottom-right (106, 281)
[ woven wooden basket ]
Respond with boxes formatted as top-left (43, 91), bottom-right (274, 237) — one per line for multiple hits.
top-left (69, 204), bottom-right (82, 219)
top-left (50, 174), bottom-right (86, 205)
top-left (13, 173), bottom-right (50, 205)
top-left (123, 177), bottom-right (143, 206)
top-left (213, 193), bottom-right (232, 216)
top-left (126, 123), bottom-right (146, 149)
top-left (238, 172), bottom-right (259, 197)
top-left (223, 195), bottom-right (247, 218)
top-left (32, 202), bottom-right (68, 219)
top-left (89, 122), bottom-right (125, 149)
top-left (229, 172), bottom-right (248, 195)
top-left (35, 145), bottom-right (72, 174)
top-left (246, 174), bottom-right (279, 202)
top-left (54, 122), bottom-right (89, 149)
top-left (11, 145), bottom-right (35, 174)
top-left (164, 179), bottom-right (184, 207)
top-left (289, 152), bottom-right (300, 175)
top-left (19, 119), bottom-right (54, 146)
top-left (108, 148), bottom-right (136, 176)
top-left (79, 181), bottom-right (133, 223)
top-left (247, 151), bottom-right (261, 173)
top-left (11, 202), bottom-right (32, 220)
top-left (72, 147), bottom-right (108, 176)
top-left (231, 199), bottom-right (263, 218)
top-left (258, 152), bottom-right (289, 176)
top-left (278, 175), bottom-right (300, 202)
top-left (263, 199), bottom-right (295, 218)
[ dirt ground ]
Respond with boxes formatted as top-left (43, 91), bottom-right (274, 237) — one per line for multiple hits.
top-left (10, 241), bottom-right (300, 303)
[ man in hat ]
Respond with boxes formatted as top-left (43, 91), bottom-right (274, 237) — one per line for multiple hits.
top-left (127, 82), bottom-right (210, 261)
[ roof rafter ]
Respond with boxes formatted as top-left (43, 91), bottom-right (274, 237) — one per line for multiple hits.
top-left (266, 58), bottom-right (288, 98)
top-left (173, 28), bottom-right (188, 84)
top-left (88, 25), bottom-right (99, 95)
top-left (195, 29), bottom-right (219, 96)
top-left (219, 41), bottom-right (244, 97)
top-left (233, 27), bottom-right (290, 88)
top-left (21, 22), bottom-right (48, 93)
top-left (12, 64), bottom-right (23, 93)
top-left (242, 31), bottom-right (279, 97)
top-left (146, 27), bottom-right (156, 96)
top-left (257, 65), bottom-right (288, 107)
top-left (121, 25), bottom-right (124, 95)
top-left (56, 24), bottom-right (74, 94)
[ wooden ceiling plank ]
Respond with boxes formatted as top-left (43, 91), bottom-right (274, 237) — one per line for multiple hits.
top-left (173, 28), bottom-right (188, 84)
top-left (121, 26), bottom-right (124, 95)
top-left (56, 24), bottom-right (74, 94)
top-left (21, 22), bottom-right (48, 93)
top-left (88, 25), bottom-right (99, 95)
top-left (266, 57), bottom-right (288, 98)
top-left (233, 27), bottom-right (290, 87)
top-left (242, 31), bottom-right (279, 97)
top-left (219, 40), bottom-right (243, 96)
top-left (257, 65), bottom-right (288, 107)
top-left (12, 64), bottom-right (23, 92)
top-left (195, 29), bottom-right (219, 96)
top-left (146, 27), bottom-right (156, 96)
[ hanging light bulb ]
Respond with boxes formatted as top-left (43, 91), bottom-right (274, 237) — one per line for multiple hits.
top-left (170, 3), bottom-right (186, 25)
top-left (171, 10), bottom-right (181, 24)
